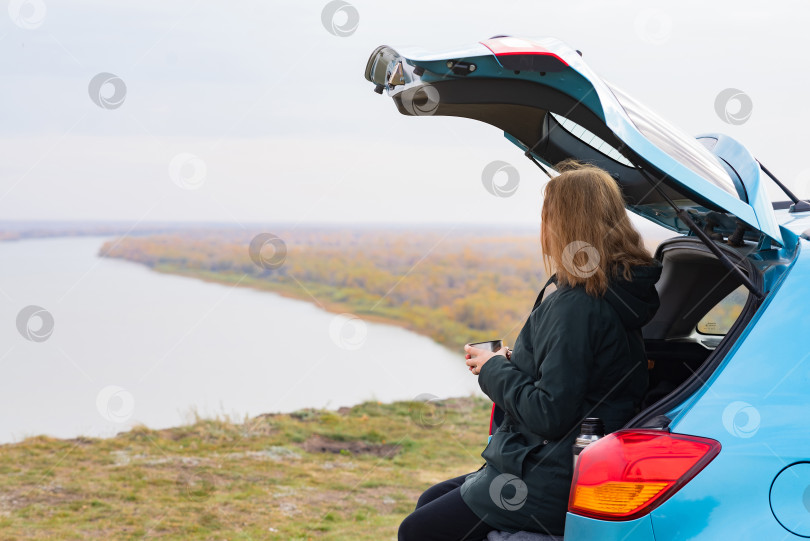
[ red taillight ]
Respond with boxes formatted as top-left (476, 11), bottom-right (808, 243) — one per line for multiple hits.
top-left (568, 429), bottom-right (721, 521)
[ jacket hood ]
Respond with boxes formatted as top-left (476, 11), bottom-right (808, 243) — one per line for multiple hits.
top-left (603, 260), bottom-right (663, 329)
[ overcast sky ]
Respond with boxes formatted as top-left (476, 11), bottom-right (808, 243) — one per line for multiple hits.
top-left (1, 0), bottom-right (808, 228)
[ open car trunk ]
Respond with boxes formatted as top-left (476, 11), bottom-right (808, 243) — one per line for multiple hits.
top-left (485, 235), bottom-right (763, 437)
top-left (629, 236), bottom-right (762, 429)
top-left (363, 36), bottom-right (804, 541)
top-left (364, 36), bottom-right (776, 430)
top-left (364, 36), bottom-right (784, 248)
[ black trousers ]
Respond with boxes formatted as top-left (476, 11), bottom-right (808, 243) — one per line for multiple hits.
top-left (398, 471), bottom-right (495, 541)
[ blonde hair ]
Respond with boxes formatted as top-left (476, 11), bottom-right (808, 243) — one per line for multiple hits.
top-left (540, 159), bottom-right (655, 297)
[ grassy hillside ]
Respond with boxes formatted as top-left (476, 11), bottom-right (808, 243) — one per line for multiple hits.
top-left (0, 397), bottom-right (492, 540)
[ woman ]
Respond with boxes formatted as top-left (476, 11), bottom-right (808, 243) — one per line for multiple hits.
top-left (398, 160), bottom-right (663, 540)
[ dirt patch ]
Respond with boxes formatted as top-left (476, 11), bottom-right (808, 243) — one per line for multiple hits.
top-left (300, 435), bottom-right (401, 457)
top-left (0, 483), bottom-right (84, 513)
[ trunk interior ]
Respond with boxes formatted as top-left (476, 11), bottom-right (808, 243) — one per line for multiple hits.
top-left (629, 236), bottom-right (762, 428)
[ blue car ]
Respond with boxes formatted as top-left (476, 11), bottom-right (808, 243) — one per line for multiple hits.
top-left (364, 36), bottom-right (810, 540)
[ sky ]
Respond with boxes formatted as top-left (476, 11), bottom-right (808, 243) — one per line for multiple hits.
top-left (1, 0), bottom-right (809, 228)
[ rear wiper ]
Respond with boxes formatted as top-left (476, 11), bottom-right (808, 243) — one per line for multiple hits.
top-left (756, 160), bottom-right (810, 213)
top-left (632, 164), bottom-right (765, 302)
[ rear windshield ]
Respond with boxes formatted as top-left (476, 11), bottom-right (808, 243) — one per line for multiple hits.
top-left (604, 81), bottom-right (740, 199)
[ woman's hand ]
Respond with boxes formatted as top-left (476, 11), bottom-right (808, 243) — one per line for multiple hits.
top-left (465, 344), bottom-right (510, 375)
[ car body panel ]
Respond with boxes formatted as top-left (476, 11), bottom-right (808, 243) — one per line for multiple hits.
top-left (776, 208), bottom-right (810, 239)
top-left (648, 454), bottom-right (796, 540)
top-left (365, 36), bottom-right (784, 245)
top-left (648, 239), bottom-right (809, 539)
top-left (563, 513), bottom-right (656, 540)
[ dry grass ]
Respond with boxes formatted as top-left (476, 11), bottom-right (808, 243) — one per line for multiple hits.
top-left (0, 396), bottom-right (492, 540)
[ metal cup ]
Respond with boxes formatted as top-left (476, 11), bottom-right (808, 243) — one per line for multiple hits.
top-left (468, 339), bottom-right (503, 352)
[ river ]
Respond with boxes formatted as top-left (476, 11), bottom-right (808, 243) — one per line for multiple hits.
top-left (0, 236), bottom-right (485, 444)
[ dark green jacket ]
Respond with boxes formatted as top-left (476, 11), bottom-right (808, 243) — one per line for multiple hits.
top-left (460, 261), bottom-right (663, 535)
